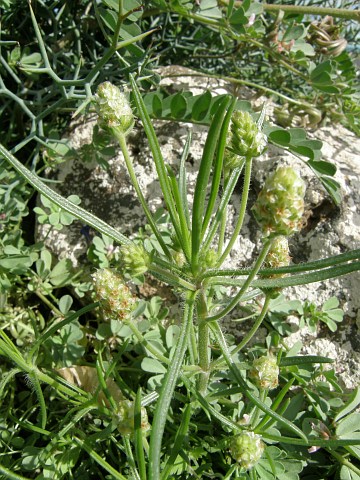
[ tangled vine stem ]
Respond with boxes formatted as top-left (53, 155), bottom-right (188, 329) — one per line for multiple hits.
top-left (218, 1), bottom-right (360, 22)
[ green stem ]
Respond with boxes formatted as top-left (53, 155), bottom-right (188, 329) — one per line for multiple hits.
top-left (236, 294), bottom-right (271, 352)
top-left (206, 239), bottom-right (273, 322)
top-left (126, 319), bottom-right (199, 373)
top-left (261, 3), bottom-right (360, 22)
top-left (36, 370), bottom-right (90, 400)
top-left (217, 199), bottom-right (227, 257)
top-left (210, 321), bottom-right (307, 440)
top-left (218, 155), bottom-right (252, 265)
top-left (74, 436), bottom-right (128, 480)
top-left (115, 131), bottom-right (172, 260)
top-left (202, 164), bottom-right (244, 253)
top-left (251, 389), bottom-right (267, 429)
top-left (0, 464), bottom-right (31, 480)
top-left (168, 170), bottom-right (192, 260)
top-left (149, 264), bottom-right (196, 291)
top-left (328, 449), bottom-right (360, 477)
top-left (124, 437), bottom-right (141, 480)
top-left (35, 290), bottom-right (62, 316)
top-left (210, 294), bottom-right (271, 371)
top-left (197, 292), bottom-right (210, 394)
top-left (201, 249), bottom-right (360, 279)
top-left (165, 72), bottom-right (312, 109)
top-left (148, 290), bottom-right (198, 480)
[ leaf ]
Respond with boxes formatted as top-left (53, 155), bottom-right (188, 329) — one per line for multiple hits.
top-left (336, 413), bottom-right (360, 437)
top-left (199, 0), bottom-right (222, 19)
top-left (310, 60), bottom-right (332, 82)
top-left (192, 91), bottom-right (212, 121)
top-left (283, 23), bottom-right (305, 42)
top-left (152, 94), bottom-right (163, 118)
top-left (340, 465), bottom-right (360, 480)
top-left (170, 92), bottom-right (188, 119)
top-left (334, 387), bottom-right (360, 422)
top-left (320, 176), bottom-right (341, 205)
top-left (280, 356), bottom-right (333, 367)
top-left (49, 211), bottom-right (60, 226)
top-left (165, 325), bottom-right (181, 349)
top-left (268, 129), bottom-right (291, 146)
top-left (48, 259), bottom-right (74, 286)
top-left (141, 357), bottom-right (166, 374)
top-left (245, 2), bottom-right (263, 16)
top-left (229, 7), bottom-right (248, 26)
top-left (58, 295), bottom-right (73, 314)
top-left (308, 160), bottom-right (336, 176)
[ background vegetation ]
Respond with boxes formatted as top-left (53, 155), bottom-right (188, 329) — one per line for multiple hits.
top-left (0, 1), bottom-right (360, 479)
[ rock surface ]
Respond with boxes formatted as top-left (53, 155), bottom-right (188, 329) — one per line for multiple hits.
top-left (37, 66), bottom-right (360, 389)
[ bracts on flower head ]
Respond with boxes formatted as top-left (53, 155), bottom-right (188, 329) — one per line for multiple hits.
top-left (252, 166), bottom-right (306, 238)
top-left (229, 431), bottom-right (265, 469)
top-left (95, 82), bottom-right (134, 135)
top-left (92, 268), bottom-right (136, 322)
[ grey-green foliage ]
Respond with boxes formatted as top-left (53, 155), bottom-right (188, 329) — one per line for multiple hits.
top-left (0, 1), bottom-right (360, 480)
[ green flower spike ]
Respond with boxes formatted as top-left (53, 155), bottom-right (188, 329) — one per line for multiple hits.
top-left (252, 166), bottom-right (306, 237)
top-left (95, 81), bottom-right (134, 135)
top-left (249, 355), bottom-right (279, 390)
top-left (229, 431), bottom-right (265, 469)
top-left (229, 110), bottom-right (267, 159)
top-left (114, 399), bottom-right (150, 436)
top-left (121, 243), bottom-right (151, 276)
top-left (92, 268), bottom-right (136, 321)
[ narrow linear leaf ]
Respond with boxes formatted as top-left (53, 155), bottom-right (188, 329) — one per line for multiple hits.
top-left (334, 387), bottom-right (360, 422)
top-left (0, 143), bottom-right (131, 247)
top-left (280, 356), bottom-right (334, 367)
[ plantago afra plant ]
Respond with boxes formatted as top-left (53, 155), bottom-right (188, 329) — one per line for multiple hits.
top-left (1, 71), bottom-right (360, 480)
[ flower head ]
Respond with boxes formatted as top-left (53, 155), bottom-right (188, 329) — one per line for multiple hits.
top-left (95, 82), bottom-right (134, 134)
top-left (252, 167), bottom-right (306, 237)
top-left (228, 111), bottom-right (267, 159)
top-left (121, 243), bottom-right (151, 276)
top-left (249, 355), bottom-right (279, 390)
top-left (229, 431), bottom-right (264, 469)
top-left (114, 399), bottom-right (150, 436)
top-left (92, 268), bottom-right (136, 321)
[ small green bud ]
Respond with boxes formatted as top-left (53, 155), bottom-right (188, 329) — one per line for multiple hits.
top-left (92, 268), bottom-right (136, 321)
top-left (229, 431), bottom-right (265, 469)
top-left (261, 236), bottom-right (291, 298)
top-left (199, 248), bottom-right (218, 269)
top-left (264, 236), bottom-right (290, 270)
top-left (173, 250), bottom-right (186, 268)
top-left (249, 355), bottom-right (279, 390)
top-left (224, 150), bottom-right (244, 170)
top-left (121, 244), bottom-right (151, 276)
top-left (95, 82), bottom-right (134, 134)
top-left (114, 399), bottom-right (150, 436)
top-left (229, 111), bottom-right (267, 158)
top-left (252, 167), bottom-right (306, 237)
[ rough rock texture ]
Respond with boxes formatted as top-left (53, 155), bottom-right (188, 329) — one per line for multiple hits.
top-left (37, 66), bottom-right (360, 389)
